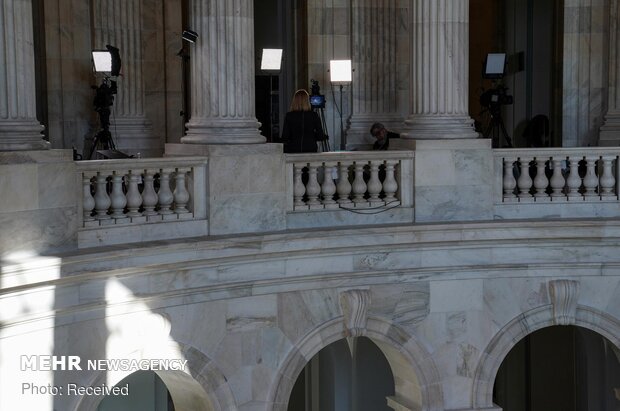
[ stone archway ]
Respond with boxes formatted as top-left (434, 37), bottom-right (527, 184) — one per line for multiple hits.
top-left (267, 316), bottom-right (444, 411)
top-left (76, 344), bottom-right (236, 411)
top-left (472, 304), bottom-right (620, 409)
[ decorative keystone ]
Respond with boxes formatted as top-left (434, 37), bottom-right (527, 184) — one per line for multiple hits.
top-left (339, 289), bottom-right (371, 337)
top-left (548, 280), bottom-right (580, 325)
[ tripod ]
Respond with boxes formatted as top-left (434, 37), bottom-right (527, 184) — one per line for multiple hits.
top-left (313, 107), bottom-right (331, 152)
top-left (89, 78), bottom-right (118, 159)
top-left (483, 105), bottom-right (513, 148)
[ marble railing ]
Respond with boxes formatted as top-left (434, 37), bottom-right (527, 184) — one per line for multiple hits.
top-left (76, 157), bottom-right (208, 247)
top-left (495, 148), bottom-right (620, 203)
top-left (285, 151), bottom-right (414, 212)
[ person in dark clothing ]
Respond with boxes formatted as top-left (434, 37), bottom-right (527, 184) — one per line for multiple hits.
top-left (281, 89), bottom-right (325, 153)
top-left (370, 122), bottom-right (400, 150)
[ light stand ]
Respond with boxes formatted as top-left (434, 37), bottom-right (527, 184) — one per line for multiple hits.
top-left (178, 30), bottom-right (198, 136)
top-left (330, 60), bottom-right (352, 151)
top-left (261, 49), bottom-right (283, 142)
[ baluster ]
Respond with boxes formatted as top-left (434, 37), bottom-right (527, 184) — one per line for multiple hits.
top-left (502, 158), bottom-right (517, 201)
top-left (306, 162), bottom-right (322, 207)
top-left (599, 156), bottom-right (616, 198)
top-left (158, 168), bottom-right (175, 214)
top-left (352, 161), bottom-right (368, 205)
top-left (293, 163), bottom-right (306, 209)
top-left (173, 168), bottom-right (191, 214)
top-left (367, 160), bottom-right (382, 205)
top-left (337, 162), bottom-right (353, 206)
top-left (82, 174), bottom-right (95, 222)
top-left (383, 160), bottom-right (399, 203)
top-left (566, 157), bottom-right (582, 201)
top-left (533, 158), bottom-right (549, 200)
top-left (583, 156), bottom-right (599, 198)
top-left (549, 158), bottom-right (566, 199)
top-left (126, 170), bottom-right (143, 217)
top-left (517, 157), bottom-right (533, 201)
top-left (321, 162), bottom-right (338, 208)
top-left (109, 170), bottom-right (128, 219)
top-left (93, 172), bottom-right (111, 220)
top-left (142, 169), bottom-right (159, 216)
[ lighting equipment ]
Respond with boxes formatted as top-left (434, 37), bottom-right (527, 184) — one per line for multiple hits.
top-left (260, 48), bottom-right (283, 71)
top-left (182, 30), bottom-right (198, 43)
top-left (260, 49), bottom-right (283, 142)
top-left (483, 53), bottom-right (507, 79)
top-left (178, 30), bottom-right (198, 136)
top-left (330, 60), bottom-right (352, 150)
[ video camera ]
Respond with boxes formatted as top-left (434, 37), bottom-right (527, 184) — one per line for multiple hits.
top-left (310, 79), bottom-right (326, 109)
top-left (480, 85), bottom-right (513, 111)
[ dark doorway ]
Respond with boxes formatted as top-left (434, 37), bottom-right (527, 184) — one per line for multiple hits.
top-left (470, 0), bottom-right (563, 147)
top-left (493, 326), bottom-right (620, 411)
top-left (288, 337), bottom-right (395, 411)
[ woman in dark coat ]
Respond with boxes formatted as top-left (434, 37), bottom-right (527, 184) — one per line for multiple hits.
top-left (281, 89), bottom-right (325, 153)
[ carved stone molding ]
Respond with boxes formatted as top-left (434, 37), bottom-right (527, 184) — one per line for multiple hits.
top-left (548, 280), bottom-right (580, 325)
top-left (339, 289), bottom-right (371, 337)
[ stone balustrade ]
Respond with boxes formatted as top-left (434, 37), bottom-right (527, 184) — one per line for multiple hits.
top-left (285, 151), bottom-right (414, 212)
top-left (75, 157), bottom-right (208, 247)
top-left (496, 148), bottom-right (620, 203)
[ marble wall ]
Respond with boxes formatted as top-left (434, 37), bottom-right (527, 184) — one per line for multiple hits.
top-left (2, 221), bottom-right (620, 410)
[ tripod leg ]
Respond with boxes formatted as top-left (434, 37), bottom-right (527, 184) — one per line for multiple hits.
top-left (499, 118), bottom-right (513, 148)
top-left (89, 134), bottom-right (100, 159)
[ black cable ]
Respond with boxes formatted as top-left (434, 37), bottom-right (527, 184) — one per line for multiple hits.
top-left (336, 200), bottom-right (402, 215)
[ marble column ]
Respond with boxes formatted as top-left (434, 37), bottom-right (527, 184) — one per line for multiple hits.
top-left (347, 0), bottom-right (402, 147)
top-left (0, 0), bottom-right (48, 151)
top-left (402, 0), bottom-right (477, 139)
top-left (599, 0), bottom-right (620, 146)
top-left (182, 0), bottom-right (264, 145)
top-left (92, 0), bottom-right (153, 154)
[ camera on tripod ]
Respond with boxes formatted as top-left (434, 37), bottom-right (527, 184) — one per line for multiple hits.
top-left (480, 52), bottom-right (513, 148)
top-left (88, 45), bottom-right (131, 159)
top-left (309, 79), bottom-right (326, 109)
top-left (480, 85), bottom-right (513, 113)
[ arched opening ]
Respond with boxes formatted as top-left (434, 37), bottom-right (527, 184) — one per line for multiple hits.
top-left (493, 325), bottom-right (620, 410)
top-left (287, 337), bottom-right (396, 411)
top-left (97, 369), bottom-right (215, 411)
top-left (97, 371), bottom-right (174, 411)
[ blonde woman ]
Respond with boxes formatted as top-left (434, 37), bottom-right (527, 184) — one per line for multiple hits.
top-left (281, 89), bottom-right (325, 153)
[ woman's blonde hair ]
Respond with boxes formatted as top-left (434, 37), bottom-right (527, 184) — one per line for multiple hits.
top-left (289, 89), bottom-right (312, 112)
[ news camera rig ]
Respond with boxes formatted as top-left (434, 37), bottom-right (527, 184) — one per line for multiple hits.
top-left (89, 45), bottom-right (128, 159)
top-left (480, 53), bottom-right (513, 148)
top-left (310, 80), bottom-right (330, 152)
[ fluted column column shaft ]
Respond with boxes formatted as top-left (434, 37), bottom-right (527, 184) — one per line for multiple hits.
top-left (403, 0), bottom-right (477, 139)
top-left (600, 0), bottom-right (620, 145)
top-left (0, 0), bottom-right (48, 151)
top-left (347, 0), bottom-right (401, 146)
top-left (183, 0), bottom-right (264, 145)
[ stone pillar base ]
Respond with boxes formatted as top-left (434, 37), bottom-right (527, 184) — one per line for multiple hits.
top-left (165, 143), bottom-right (285, 236)
top-left (183, 119), bottom-right (265, 145)
top-left (402, 115), bottom-right (479, 140)
top-left (0, 121), bottom-right (49, 151)
top-left (598, 112), bottom-right (620, 146)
